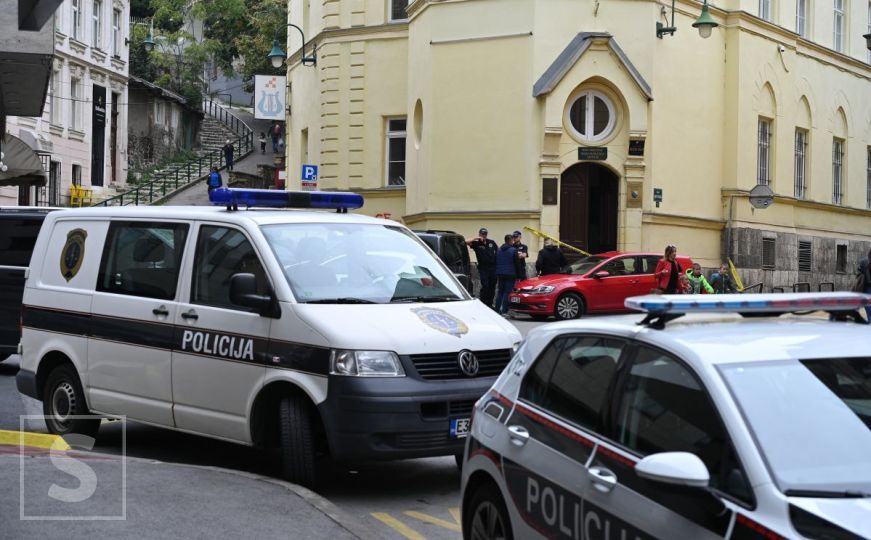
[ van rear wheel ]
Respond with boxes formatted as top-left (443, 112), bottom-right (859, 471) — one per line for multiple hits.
top-left (278, 394), bottom-right (316, 488)
top-left (42, 364), bottom-right (100, 439)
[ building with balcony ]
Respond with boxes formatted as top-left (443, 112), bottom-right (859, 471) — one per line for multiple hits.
top-left (284, 0), bottom-right (871, 291)
top-left (1, 0), bottom-right (130, 206)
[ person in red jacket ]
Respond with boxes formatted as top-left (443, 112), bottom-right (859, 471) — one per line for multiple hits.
top-left (654, 245), bottom-right (686, 294)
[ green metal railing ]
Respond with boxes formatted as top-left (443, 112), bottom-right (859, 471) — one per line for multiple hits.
top-left (93, 100), bottom-right (253, 207)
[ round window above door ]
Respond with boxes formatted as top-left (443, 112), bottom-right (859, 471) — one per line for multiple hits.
top-left (565, 90), bottom-right (616, 143)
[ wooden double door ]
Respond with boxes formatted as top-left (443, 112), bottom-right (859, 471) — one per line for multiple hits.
top-left (559, 163), bottom-right (618, 255)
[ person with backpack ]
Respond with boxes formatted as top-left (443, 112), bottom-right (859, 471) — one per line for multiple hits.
top-left (222, 140), bottom-right (235, 171)
top-left (709, 262), bottom-right (738, 294)
top-left (467, 227), bottom-right (499, 308)
top-left (206, 167), bottom-right (222, 192)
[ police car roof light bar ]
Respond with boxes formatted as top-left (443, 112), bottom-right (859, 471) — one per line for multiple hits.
top-left (626, 292), bottom-right (871, 329)
top-left (208, 187), bottom-right (364, 212)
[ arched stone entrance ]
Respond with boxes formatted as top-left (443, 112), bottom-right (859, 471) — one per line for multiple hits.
top-left (559, 162), bottom-right (618, 254)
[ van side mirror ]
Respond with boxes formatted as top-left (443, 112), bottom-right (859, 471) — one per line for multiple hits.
top-left (230, 273), bottom-right (278, 317)
top-left (454, 273), bottom-right (472, 292)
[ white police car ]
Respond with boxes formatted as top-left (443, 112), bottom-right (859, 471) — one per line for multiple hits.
top-left (460, 293), bottom-right (871, 539)
top-left (16, 188), bottom-right (520, 487)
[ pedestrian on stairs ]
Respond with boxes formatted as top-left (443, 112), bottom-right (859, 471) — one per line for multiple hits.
top-left (259, 132), bottom-right (267, 154)
top-left (270, 122), bottom-right (282, 153)
top-left (207, 167), bottom-right (222, 192)
top-left (222, 140), bottom-right (235, 171)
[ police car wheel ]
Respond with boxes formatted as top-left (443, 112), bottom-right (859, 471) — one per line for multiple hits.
top-left (465, 482), bottom-right (512, 540)
top-left (554, 293), bottom-right (584, 320)
top-left (42, 364), bottom-right (100, 439)
top-left (279, 395), bottom-right (316, 488)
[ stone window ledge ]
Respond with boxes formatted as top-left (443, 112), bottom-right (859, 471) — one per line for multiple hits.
top-left (68, 129), bottom-right (86, 141)
top-left (48, 124), bottom-right (64, 136)
top-left (68, 38), bottom-right (88, 54)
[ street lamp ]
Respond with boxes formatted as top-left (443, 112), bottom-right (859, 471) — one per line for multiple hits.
top-left (658, 0), bottom-right (719, 39)
top-left (143, 25), bottom-right (155, 52)
top-left (692, 0), bottom-right (719, 39)
top-left (266, 23), bottom-right (316, 67)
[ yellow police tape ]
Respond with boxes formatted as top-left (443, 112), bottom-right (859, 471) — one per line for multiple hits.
top-left (0, 430), bottom-right (71, 451)
top-left (522, 226), bottom-right (591, 257)
top-left (727, 258), bottom-right (745, 291)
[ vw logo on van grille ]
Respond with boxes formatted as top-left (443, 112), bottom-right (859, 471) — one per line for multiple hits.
top-left (457, 350), bottom-right (479, 377)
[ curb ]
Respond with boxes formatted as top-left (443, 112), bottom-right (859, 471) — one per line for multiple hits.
top-left (5, 446), bottom-right (379, 540)
top-left (0, 430), bottom-right (70, 451)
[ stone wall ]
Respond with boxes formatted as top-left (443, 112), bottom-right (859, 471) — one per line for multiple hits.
top-left (723, 227), bottom-right (869, 292)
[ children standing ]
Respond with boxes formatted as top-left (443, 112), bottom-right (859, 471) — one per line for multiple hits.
top-left (258, 132), bottom-right (267, 154)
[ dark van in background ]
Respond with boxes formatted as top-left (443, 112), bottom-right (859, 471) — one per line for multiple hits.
top-left (413, 230), bottom-right (472, 292)
top-left (0, 208), bottom-right (55, 361)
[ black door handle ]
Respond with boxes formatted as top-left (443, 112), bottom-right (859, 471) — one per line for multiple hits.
top-left (152, 307), bottom-right (169, 316)
top-left (181, 310), bottom-right (199, 320)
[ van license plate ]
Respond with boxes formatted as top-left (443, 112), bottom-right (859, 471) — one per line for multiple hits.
top-left (450, 418), bottom-right (470, 438)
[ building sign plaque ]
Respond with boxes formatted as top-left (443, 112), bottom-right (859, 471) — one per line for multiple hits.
top-left (578, 147), bottom-right (607, 160)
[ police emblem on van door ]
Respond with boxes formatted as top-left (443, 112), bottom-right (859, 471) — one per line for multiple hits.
top-left (60, 229), bottom-right (87, 282)
top-left (411, 307), bottom-right (469, 338)
top-left (458, 350), bottom-right (479, 377)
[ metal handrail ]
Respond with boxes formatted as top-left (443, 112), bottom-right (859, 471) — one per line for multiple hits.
top-left (818, 282), bottom-right (834, 292)
top-left (741, 282), bottom-right (763, 294)
top-left (93, 101), bottom-right (254, 207)
top-left (792, 282), bottom-right (811, 293)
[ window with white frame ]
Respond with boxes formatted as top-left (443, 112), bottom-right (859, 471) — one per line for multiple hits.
top-left (866, 146), bottom-right (871, 209)
top-left (386, 118), bottom-right (406, 186)
top-left (92, 0), bottom-right (102, 48)
top-left (794, 129), bottom-right (808, 199)
top-left (112, 9), bottom-right (121, 56)
top-left (796, 0), bottom-right (807, 36)
top-left (759, 0), bottom-right (771, 20)
top-left (71, 0), bottom-right (81, 40)
top-left (390, 0), bottom-right (409, 21)
top-left (757, 118), bottom-right (772, 185)
top-left (833, 0), bottom-right (845, 52)
top-left (567, 90), bottom-right (616, 143)
top-left (50, 71), bottom-right (62, 125)
top-left (832, 138), bottom-right (844, 205)
top-left (867, 1), bottom-right (871, 63)
top-left (70, 77), bottom-right (81, 130)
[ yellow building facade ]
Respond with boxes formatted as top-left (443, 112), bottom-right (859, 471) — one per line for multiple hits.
top-left (286, 0), bottom-right (871, 290)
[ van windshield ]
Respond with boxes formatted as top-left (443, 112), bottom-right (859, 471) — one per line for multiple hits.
top-left (261, 223), bottom-right (469, 304)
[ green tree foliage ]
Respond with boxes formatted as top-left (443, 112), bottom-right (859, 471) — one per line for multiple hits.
top-left (130, 0), bottom-right (287, 99)
top-left (231, 0), bottom-right (287, 92)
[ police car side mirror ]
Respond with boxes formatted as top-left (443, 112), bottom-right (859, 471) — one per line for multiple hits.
top-left (230, 273), bottom-right (276, 317)
top-left (635, 452), bottom-right (710, 488)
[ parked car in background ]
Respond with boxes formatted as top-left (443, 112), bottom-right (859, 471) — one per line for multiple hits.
top-left (414, 230), bottom-right (472, 291)
top-left (0, 207), bottom-right (56, 361)
top-left (509, 251), bottom-right (694, 320)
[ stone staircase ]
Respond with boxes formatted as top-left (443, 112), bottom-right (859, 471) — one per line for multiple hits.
top-left (95, 100), bottom-right (254, 206)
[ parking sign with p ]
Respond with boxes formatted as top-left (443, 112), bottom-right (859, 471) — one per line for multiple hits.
top-left (301, 165), bottom-right (318, 191)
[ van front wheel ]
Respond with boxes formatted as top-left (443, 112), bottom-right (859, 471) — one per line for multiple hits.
top-left (42, 364), bottom-right (100, 440)
top-left (278, 394), bottom-right (316, 488)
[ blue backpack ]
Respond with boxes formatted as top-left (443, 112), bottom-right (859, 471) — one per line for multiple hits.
top-left (208, 172), bottom-right (221, 188)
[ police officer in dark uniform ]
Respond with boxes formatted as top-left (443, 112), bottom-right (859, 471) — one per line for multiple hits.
top-left (512, 230), bottom-right (529, 281)
top-left (467, 227), bottom-right (499, 308)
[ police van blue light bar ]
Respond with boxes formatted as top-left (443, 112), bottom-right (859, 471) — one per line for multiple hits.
top-left (625, 292), bottom-right (871, 314)
top-left (208, 187), bottom-right (364, 211)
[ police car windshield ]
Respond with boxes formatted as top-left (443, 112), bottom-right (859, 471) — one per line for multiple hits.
top-left (261, 223), bottom-right (468, 304)
top-left (720, 357), bottom-right (871, 493)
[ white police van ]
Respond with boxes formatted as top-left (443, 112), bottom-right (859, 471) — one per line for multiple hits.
top-left (16, 188), bottom-right (521, 487)
top-left (461, 293), bottom-right (871, 539)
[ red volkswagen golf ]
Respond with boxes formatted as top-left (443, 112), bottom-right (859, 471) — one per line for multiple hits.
top-left (508, 251), bottom-right (694, 320)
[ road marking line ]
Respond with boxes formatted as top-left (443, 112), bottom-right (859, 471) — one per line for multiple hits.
top-left (0, 430), bottom-right (70, 451)
top-left (371, 512), bottom-right (426, 540)
top-left (404, 511), bottom-right (461, 532)
top-left (448, 507), bottom-right (461, 525)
